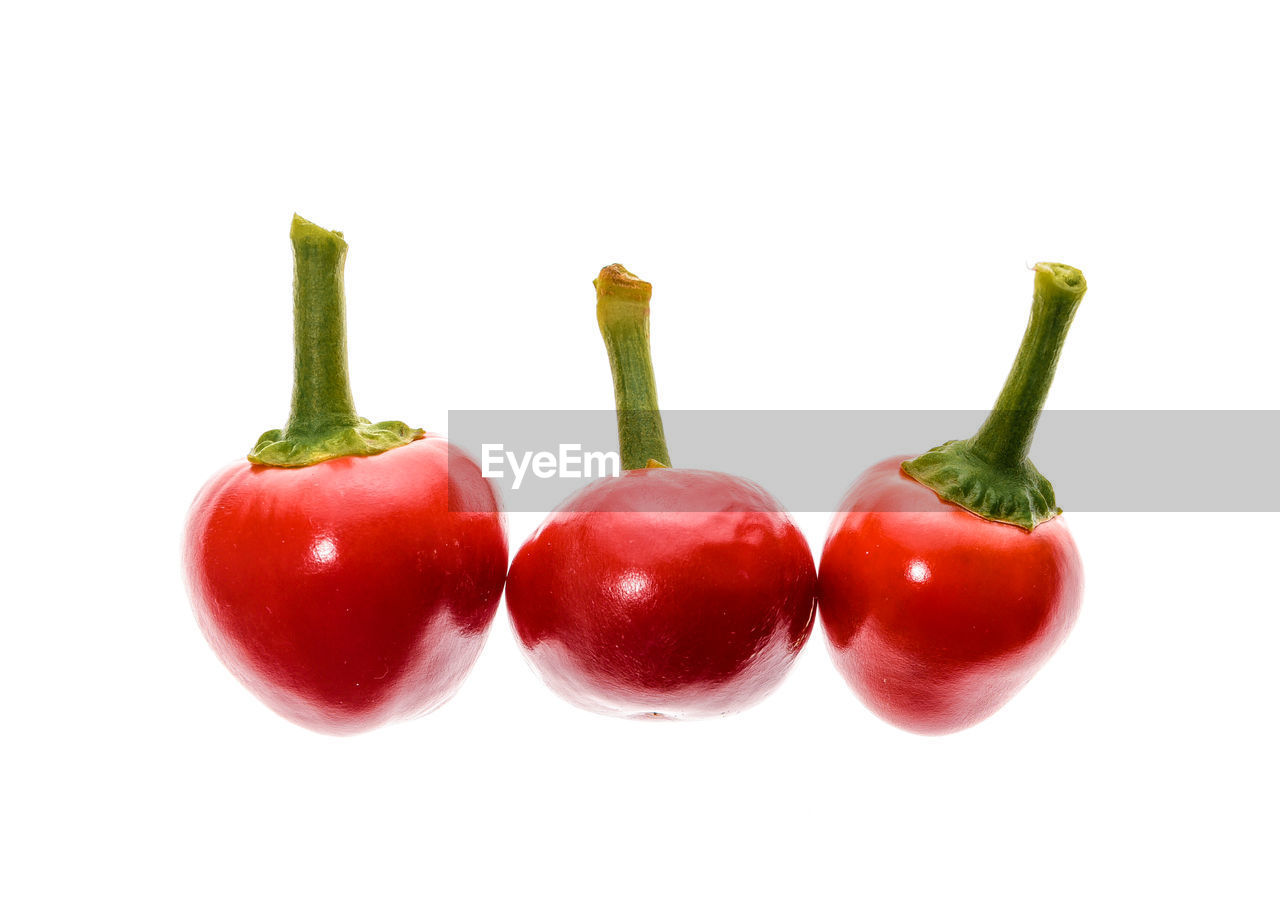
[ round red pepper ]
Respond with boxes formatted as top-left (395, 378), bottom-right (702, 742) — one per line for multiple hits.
top-left (819, 263), bottom-right (1087, 735)
top-left (183, 216), bottom-right (507, 735)
top-left (505, 265), bottom-right (815, 719)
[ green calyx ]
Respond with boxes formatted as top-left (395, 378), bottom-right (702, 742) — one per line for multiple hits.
top-left (595, 264), bottom-right (672, 470)
top-left (250, 419), bottom-right (423, 467)
top-left (901, 441), bottom-right (1060, 531)
top-left (247, 215), bottom-right (423, 468)
top-left (901, 262), bottom-right (1087, 531)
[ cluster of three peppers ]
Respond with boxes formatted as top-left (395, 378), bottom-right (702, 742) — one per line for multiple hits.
top-left (184, 216), bottom-right (1086, 736)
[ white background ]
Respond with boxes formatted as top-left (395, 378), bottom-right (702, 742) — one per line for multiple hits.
top-left (4, 2), bottom-right (1277, 918)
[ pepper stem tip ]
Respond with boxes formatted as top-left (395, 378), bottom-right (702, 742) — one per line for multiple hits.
top-left (290, 213), bottom-right (348, 254)
top-left (594, 264), bottom-right (652, 302)
top-left (1033, 262), bottom-right (1085, 296)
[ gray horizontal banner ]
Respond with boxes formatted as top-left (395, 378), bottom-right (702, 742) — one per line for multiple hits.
top-left (446, 410), bottom-right (1278, 514)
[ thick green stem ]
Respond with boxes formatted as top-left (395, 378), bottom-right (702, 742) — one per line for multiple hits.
top-left (901, 262), bottom-right (1087, 530)
top-left (248, 215), bottom-right (423, 467)
top-left (967, 263), bottom-right (1085, 469)
top-left (595, 264), bottom-right (672, 470)
top-left (285, 216), bottom-right (361, 435)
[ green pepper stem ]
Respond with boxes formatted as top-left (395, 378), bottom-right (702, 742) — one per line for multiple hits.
top-left (248, 216), bottom-right (422, 468)
top-left (900, 262), bottom-right (1087, 530)
top-left (595, 264), bottom-right (672, 470)
top-left (967, 262), bottom-right (1086, 469)
top-left (285, 214), bottom-right (361, 436)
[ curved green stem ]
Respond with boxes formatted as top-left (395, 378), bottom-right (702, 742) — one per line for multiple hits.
top-left (249, 215), bottom-right (423, 467)
top-left (595, 264), bottom-right (671, 470)
top-left (901, 262), bottom-right (1086, 530)
top-left (968, 263), bottom-right (1085, 467)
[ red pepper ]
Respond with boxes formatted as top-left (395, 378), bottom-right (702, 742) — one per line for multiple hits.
top-left (183, 216), bottom-right (507, 735)
top-left (505, 265), bottom-right (816, 719)
top-left (818, 263), bottom-right (1087, 735)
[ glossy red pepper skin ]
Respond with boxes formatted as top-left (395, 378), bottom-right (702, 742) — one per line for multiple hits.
top-left (184, 434), bottom-right (507, 735)
top-left (506, 468), bottom-right (816, 719)
top-left (818, 456), bottom-right (1083, 735)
